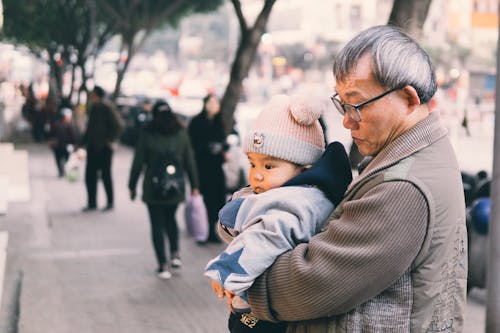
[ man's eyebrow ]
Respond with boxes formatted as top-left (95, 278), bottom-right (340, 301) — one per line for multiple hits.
top-left (334, 88), bottom-right (360, 99)
top-left (345, 91), bottom-right (359, 97)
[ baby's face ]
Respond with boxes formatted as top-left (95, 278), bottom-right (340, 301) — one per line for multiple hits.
top-left (247, 153), bottom-right (304, 194)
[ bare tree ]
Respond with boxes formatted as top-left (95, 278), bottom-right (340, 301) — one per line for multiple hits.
top-left (220, 0), bottom-right (277, 135)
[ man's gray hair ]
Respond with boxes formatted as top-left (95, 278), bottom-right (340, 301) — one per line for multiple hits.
top-left (333, 25), bottom-right (437, 104)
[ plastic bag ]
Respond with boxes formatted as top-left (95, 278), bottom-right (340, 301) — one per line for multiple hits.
top-left (64, 148), bottom-right (86, 183)
top-left (184, 195), bottom-right (209, 242)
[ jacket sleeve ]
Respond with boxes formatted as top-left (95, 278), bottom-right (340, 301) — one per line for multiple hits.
top-left (247, 181), bottom-right (428, 322)
top-left (107, 103), bottom-right (124, 142)
top-left (128, 132), bottom-right (146, 192)
top-left (182, 131), bottom-right (199, 189)
top-left (205, 188), bottom-right (333, 296)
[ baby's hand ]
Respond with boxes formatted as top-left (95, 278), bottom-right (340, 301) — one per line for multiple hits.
top-left (210, 280), bottom-right (236, 312)
top-left (225, 290), bottom-right (235, 313)
top-left (211, 280), bottom-right (225, 300)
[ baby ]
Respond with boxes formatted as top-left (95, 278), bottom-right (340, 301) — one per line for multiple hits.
top-left (205, 93), bottom-right (352, 332)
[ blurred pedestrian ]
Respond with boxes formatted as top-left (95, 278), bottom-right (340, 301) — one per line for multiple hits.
top-left (188, 93), bottom-right (228, 243)
top-left (81, 86), bottom-right (124, 212)
top-left (128, 100), bottom-right (200, 279)
top-left (47, 108), bottom-right (77, 178)
top-left (247, 25), bottom-right (467, 332)
top-left (42, 94), bottom-right (59, 139)
top-left (21, 83), bottom-right (45, 142)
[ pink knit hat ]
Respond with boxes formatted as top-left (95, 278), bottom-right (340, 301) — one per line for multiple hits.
top-left (242, 93), bottom-right (326, 165)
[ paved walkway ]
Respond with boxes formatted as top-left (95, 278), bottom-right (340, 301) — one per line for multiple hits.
top-left (0, 140), bottom-right (489, 332)
top-left (0, 144), bottom-right (228, 333)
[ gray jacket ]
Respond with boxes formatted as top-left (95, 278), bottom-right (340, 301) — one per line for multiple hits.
top-left (205, 186), bottom-right (333, 311)
top-left (247, 112), bottom-right (468, 332)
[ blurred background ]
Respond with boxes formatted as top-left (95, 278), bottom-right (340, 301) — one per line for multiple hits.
top-left (0, 0), bottom-right (496, 154)
top-left (0, 1), bottom-right (496, 332)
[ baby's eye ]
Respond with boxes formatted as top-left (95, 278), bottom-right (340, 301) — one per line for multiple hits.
top-left (264, 164), bottom-right (274, 170)
top-left (249, 162), bottom-right (255, 168)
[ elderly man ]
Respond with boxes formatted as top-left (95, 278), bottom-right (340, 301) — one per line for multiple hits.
top-left (247, 25), bottom-right (467, 332)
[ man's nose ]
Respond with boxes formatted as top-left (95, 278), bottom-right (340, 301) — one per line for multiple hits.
top-left (342, 113), bottom-right (359, 130)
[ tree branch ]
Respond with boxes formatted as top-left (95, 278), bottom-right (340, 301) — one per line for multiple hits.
top-left (230, 0), bottom-right (247, 33)
top-left (99, 0), bottom-right (127, 30)
top-left (253, 0), bottom-right (276, 32)
top-left (148, 0), bottom-right (186, 30)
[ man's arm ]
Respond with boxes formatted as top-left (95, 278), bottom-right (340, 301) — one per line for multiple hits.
top-left (247, 181), bottom-right (428, 322)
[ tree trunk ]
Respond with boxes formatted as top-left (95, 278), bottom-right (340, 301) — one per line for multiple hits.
top-left (112, 32), bottom-right (150, 101)
top-left (113, 61), bottom-right (128, 101)
top-left (220, 31), bottom-right (261, 135)
top-left (48, 51), bottom-right (63, 101)
top-left (220, 0), bottom-right (277, 135)
top-left (67, 63), bottom-right (76, 103)
top-left (388, 0), bottom-right (433, 38)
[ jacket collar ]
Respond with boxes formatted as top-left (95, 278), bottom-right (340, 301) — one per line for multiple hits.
top-left (283, 141), bottom-right (352, 206)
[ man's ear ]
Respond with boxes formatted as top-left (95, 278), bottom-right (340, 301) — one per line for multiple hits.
top-left (402, 85), bottom-right (421, 111)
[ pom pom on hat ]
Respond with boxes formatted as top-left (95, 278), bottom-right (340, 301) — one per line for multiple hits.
top-left (289, 93), bottom-right (326, 125)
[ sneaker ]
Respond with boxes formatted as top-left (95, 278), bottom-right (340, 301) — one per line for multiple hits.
top-left (171, 257), bottom-right (182, 268)
top-left (157, 270), bottom-right (172, 279)
top-left (101, 205), bottom-right (114, 212)
top-left (82, 206), bottom-right (97, 213)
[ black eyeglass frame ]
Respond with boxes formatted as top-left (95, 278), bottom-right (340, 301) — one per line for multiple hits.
top-left (330, 86), bottom-right (403, 122)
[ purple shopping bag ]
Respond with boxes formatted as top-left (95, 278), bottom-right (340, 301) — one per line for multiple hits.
top-left (184, 195), bottom-right (209, 242)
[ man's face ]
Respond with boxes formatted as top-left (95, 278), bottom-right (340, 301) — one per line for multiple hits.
top-left (334, 54), bottom-right (409, 157)
top-left (247, 153), bottom-right (304, 194)
top-left (89, 91), bottom-right (99, 103)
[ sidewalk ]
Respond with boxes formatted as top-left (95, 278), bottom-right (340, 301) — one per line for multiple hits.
top-left (0, 141), bottom-right (488, 332)
top-left (0, 143), bottom-right (228, 333)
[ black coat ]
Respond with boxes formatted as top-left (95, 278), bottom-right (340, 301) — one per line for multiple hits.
top-left (188, 111), bottom-right (227, 220)
top-left (83, 100), bottom-right (124, 151)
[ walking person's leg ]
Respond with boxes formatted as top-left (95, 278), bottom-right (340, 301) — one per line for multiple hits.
top-left (84, 152), bottom-right (98, 210)
top-left (61, 149), bottom-right (70, 172)
top-left (53, 148), bottom-right (64, 177)
top-left (101, 146), bottom-right (114, 210)
top-left (146, 204), bottom-right (170, 279)
top-left (163, 204), bottom-right (181, 267)
top-left (204, 190), bottom-right (226, 243)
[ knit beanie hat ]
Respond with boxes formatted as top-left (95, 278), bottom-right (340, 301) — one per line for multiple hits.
top-left (242, 93), bottom-right (326, 165)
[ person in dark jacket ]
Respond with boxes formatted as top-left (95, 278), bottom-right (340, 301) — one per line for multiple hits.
top-left (188, 93), bottom-right (228, 243)
top-left (47, 108), bottom-right (78, 177)
top-left (128, 100), bottom-right (200, 279)
top-left (81, 86), bottom-right (124, 212)
top-left (21, 83), bottom-right (45, 142)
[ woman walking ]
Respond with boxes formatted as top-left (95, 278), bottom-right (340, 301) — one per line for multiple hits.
top-left (188, 94), bottom-right (228, 243)
top-left (128, 100), bottom-right (200, 279)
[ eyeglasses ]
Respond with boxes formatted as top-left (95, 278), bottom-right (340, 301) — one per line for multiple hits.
top-left (330, 86), bottom-right (402, 122)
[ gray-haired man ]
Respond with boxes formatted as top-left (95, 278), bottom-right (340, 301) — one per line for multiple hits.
top-left (247, 25), bottom-right (467, 332)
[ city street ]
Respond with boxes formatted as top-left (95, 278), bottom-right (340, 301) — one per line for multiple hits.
top-left (0, 113), bottom-right (493, 332)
